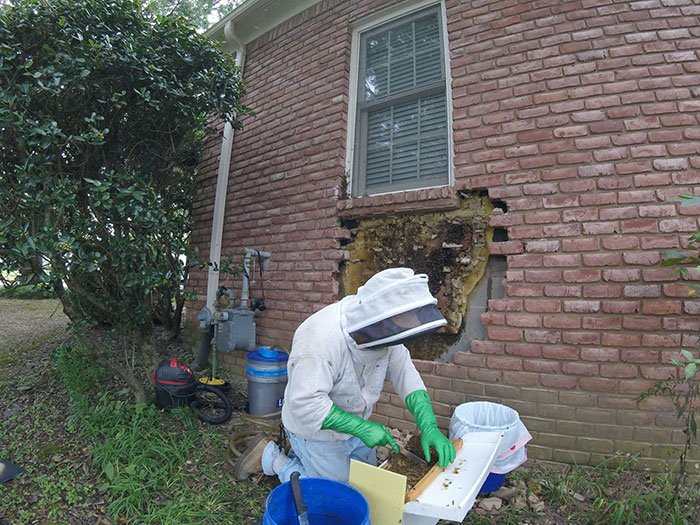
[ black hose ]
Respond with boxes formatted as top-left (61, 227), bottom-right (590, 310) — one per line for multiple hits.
top-left (189, 383), bottom-right (232, 425)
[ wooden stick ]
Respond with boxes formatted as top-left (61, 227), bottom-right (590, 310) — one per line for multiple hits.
top-left (405, 439), bottom-right (463, 503)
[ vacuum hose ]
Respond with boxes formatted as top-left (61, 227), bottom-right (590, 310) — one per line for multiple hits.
top-left (192, 325), bottom-right (214, 372)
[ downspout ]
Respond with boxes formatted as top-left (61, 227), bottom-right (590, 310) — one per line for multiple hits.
top-left (206, 21), bottom-right (247, 312)
top-left (194, 22), bottom-right (247, 370)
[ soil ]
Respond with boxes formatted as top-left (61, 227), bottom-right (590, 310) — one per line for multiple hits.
top-left (383, 433), bottom-right (437, 490)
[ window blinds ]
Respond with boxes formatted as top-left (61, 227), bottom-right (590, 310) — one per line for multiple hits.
top-left (360, 9), bottom-right (448, 192)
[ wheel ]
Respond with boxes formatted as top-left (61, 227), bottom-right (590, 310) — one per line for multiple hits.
top-left (189, 383), bottom-right (232, 424)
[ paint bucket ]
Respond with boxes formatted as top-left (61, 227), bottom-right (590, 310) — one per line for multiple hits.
top-left (263, 477), bottom-right (370, 525)
top-left (246, 346), bottom-right (288, 416)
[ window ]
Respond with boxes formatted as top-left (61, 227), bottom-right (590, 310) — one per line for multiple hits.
top-left (349, 4), bottom-right (450, 197)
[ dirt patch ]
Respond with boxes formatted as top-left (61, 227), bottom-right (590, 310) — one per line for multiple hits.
top-left (0, 299), bottom-right (70, 352)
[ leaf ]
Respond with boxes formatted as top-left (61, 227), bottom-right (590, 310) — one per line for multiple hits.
top-left (104, 462), bottom-right (115, 481)
top-left (681, 349), bottom-right (694, 362)
top-left (691, 415), bottom-right (697, 438)
top-left (685, 362), bottom-right (697, 380)
top-left (679, 194), bottom-right (700, 207)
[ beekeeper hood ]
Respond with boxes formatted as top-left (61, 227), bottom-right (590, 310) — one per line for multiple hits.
top-left (340, 268), bottom-right (447, 349)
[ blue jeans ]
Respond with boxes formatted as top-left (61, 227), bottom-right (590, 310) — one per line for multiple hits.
top-left (269, 430), bottom-right (377, 484)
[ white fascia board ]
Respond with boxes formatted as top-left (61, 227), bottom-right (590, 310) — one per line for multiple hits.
top-left (206, 0), bottom-right (323, 45)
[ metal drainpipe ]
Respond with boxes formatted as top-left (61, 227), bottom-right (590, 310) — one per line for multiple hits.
top-left (205, 21), bottom-right (247, 312)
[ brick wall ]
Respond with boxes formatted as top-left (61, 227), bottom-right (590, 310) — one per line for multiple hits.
top-left (188, 0), bottom-right (700, 471)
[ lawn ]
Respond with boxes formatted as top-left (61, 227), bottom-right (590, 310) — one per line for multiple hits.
top-left (1, 298), bottom-right (698, 524)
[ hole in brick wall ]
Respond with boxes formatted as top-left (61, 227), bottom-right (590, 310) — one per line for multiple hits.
top-left (338, 193), bottom-right (509, 361)
top-left (493, 199), bottom-right (507, 213)
top-left (342, 219), bottom-right (359, 230)
top-left (436, 254), bottom-right (507, 363)
top-left (493, 227), bottom-right (508, 242)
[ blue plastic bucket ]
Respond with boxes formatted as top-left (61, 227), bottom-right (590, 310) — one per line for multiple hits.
top-left (263, 477), bottom-right (370, 525)
top-left (479, 472), bottom-right (506, 494)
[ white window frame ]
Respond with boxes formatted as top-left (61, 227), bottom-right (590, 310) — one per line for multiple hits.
top-left (345, 0), bottom-right (454, 198)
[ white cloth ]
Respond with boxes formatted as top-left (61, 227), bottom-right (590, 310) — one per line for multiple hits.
top-left (281, 301), bottom-right (426, 442)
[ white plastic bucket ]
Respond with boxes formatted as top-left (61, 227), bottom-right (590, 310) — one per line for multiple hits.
top-left (449, 402), bottom-right (531, 474)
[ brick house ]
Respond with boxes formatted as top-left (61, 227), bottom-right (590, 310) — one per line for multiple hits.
top-left (186, 0), bottom-right (700, 471)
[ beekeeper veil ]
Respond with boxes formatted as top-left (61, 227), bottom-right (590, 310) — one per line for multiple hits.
top-left (340, 268), bottom-right (447, 349)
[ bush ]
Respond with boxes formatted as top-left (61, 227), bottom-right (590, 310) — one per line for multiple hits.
top-left (0, 0), bottom-right (248, 400)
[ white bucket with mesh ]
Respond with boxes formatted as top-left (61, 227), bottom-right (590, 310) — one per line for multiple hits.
top-left (449, 402), bottom-right (531, 474)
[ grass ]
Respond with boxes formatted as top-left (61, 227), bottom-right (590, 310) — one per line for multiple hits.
top-left (52, 346), bottom-right (272, 524)
top-left (458, 455), bottom-right (699, 525)
top-left (1, 298), bottom-right (699, 524)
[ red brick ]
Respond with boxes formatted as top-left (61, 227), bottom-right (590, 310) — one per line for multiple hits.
top-left (562, 238), bottom-right (600, 251)
top-left (542, 345), bottom-right (579, 360)
top-left (487, 356), bottom-right (522, 371)
top-left (502, 371), bottom-right (540, 386)
top-left (580, 347), bottom-right (620, 362)
top-left (620, 350), bottom-right (659, 364)
top-left (507, 284), bottom-right (543, 297)
top-left (600, 365), bottom-right (638, 379)
top-left (582, 253), bottom-right (622, 267)
top-left (562, 332), bottom-right (601, 345)
top-left (582, 316), bottom-right (622, 330)
top-left (524, 330), bottom-right (561, 344)
top-left (468, 368), bottom-right (502, 382)
top-left (544, 285), bottom-right (583, 297)
top-left (583, 284), bottom-right (622, 298)
top-left (602, 333), bottom-right (642, 347)
top-left (562, 362), bottom-right (599, 376)
top-left (524, 299), bottom-right (561, 313)
top-left (544, 254), bottom-right (581, 267)
top-left (562, 209), bottom-right (598, 223)
top-left (622, 316), bottom-right (662, 331)
top-left (488, 299), bottom-right (523, 313)
top-left (543, 314), bottom-right (582, 329)
top-left (563, 269), bottom-right (601, 282)
top-left (541, 375), bottom-right (578, 389)
top-left (503, 343), bottom-right (541, 357)
top-left (643, 300), bottom-right (682, 315)
top-left (525, 269), bottom-right (563, 282)
top-left (470, 341), bottom-right (505, 355)
top-left (579, 377), bottom-right (617, 393)
top-left (523, 360), bottom-right (560, 373)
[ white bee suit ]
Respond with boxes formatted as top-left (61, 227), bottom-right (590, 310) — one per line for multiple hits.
top-left (281, 268), bottom-right (445, 442)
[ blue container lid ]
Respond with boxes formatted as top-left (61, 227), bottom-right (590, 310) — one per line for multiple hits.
top-left (247, 347), bottom-right (289, 363)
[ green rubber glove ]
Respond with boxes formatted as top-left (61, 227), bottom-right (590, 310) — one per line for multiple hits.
top-left (321, 404), bottom-right (399, 453)
top-left (406, 390), bottom-right (456, 468)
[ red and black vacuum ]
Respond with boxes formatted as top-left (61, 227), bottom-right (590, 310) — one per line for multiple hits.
top-left (153, 357), bottom-right (232, 424)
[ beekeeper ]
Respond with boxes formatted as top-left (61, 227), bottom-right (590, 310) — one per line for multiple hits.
top-left (233, 268), bottom-right (456, 483)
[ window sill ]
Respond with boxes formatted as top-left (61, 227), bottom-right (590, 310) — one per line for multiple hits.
top-left (337, 185), bottom-right (460, 218)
